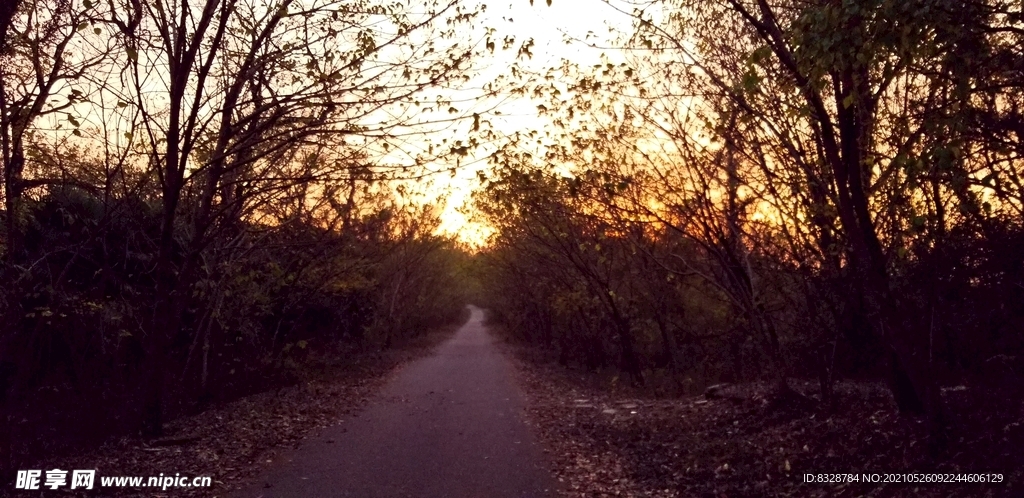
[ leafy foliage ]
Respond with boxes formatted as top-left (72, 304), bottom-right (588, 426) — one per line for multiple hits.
top-left (478, 0), bottom-right (1024, 423)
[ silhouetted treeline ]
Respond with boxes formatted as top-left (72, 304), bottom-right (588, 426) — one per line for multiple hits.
top-left (477, 167), bottom-right (1024, 389)
top-left (0, 177), bottom-right (471, 465)
top-left (0, 0), bottom-right (482, 474)
top-left (475, 0), bottom-right (1024, 442)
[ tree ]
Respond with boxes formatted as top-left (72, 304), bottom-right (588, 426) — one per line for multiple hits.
top-left (479, 161), bottom-right (650, 384)
top-left (507, 0), bottom-right (1024, 431)
top-left (100, 0), bottom-right (486, 435)
top-left (1, 0), bottom-right (109, 262)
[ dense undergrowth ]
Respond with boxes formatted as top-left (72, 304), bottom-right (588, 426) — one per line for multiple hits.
top-left (0, 185), bottom-right (475, 475)
top-left (28, 312), bottom-right (468, 498)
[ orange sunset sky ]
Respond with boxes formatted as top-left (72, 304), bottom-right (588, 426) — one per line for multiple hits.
top-left (430, 0), bottom-right (629, 246)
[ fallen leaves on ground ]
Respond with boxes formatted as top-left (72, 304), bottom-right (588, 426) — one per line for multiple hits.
top-left (508, 346), bottom-right (1024, 498)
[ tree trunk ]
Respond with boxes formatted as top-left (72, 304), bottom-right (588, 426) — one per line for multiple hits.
top-left (0, 0), bottom-right (22, 52)
top-left (141, 196), bottom-right (184, 438)
top-left (818, 339), bottom-right (837, 410)
top-left (888, 349), bottom-right (925, 414)
top-left (655, 316), bottom-right (676, 370)
top-left (3, 148), bottom-right (24, 264)
top-left (618, 327), bottom-right (644, 386)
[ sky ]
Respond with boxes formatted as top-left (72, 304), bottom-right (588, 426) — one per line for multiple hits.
top-left (430, 0), bottom-right (633, 246)
top-left (12, 0), bottom-right (634, 248)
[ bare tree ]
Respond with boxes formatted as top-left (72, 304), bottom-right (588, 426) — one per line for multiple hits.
top-left (102, 0), bottom-right (486, 435)
top-left (1, 0), bottom-right (110, 262)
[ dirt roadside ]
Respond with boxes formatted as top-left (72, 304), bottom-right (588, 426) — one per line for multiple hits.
top-left (505, 343), bottom-right (1023, 498)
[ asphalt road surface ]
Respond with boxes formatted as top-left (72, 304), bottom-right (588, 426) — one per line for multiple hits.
top-left (234, 306), bottom-right (555, 498)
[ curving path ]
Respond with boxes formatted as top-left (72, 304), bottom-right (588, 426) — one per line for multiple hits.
top-left (234, 306), bottom-right (555, 498)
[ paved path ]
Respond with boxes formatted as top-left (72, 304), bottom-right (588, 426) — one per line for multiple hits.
top-left (234, 306), bottom-right (555, 498)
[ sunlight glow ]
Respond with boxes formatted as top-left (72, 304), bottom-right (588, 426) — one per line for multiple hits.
top-left (430, 0), bottom-right (632, 246)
